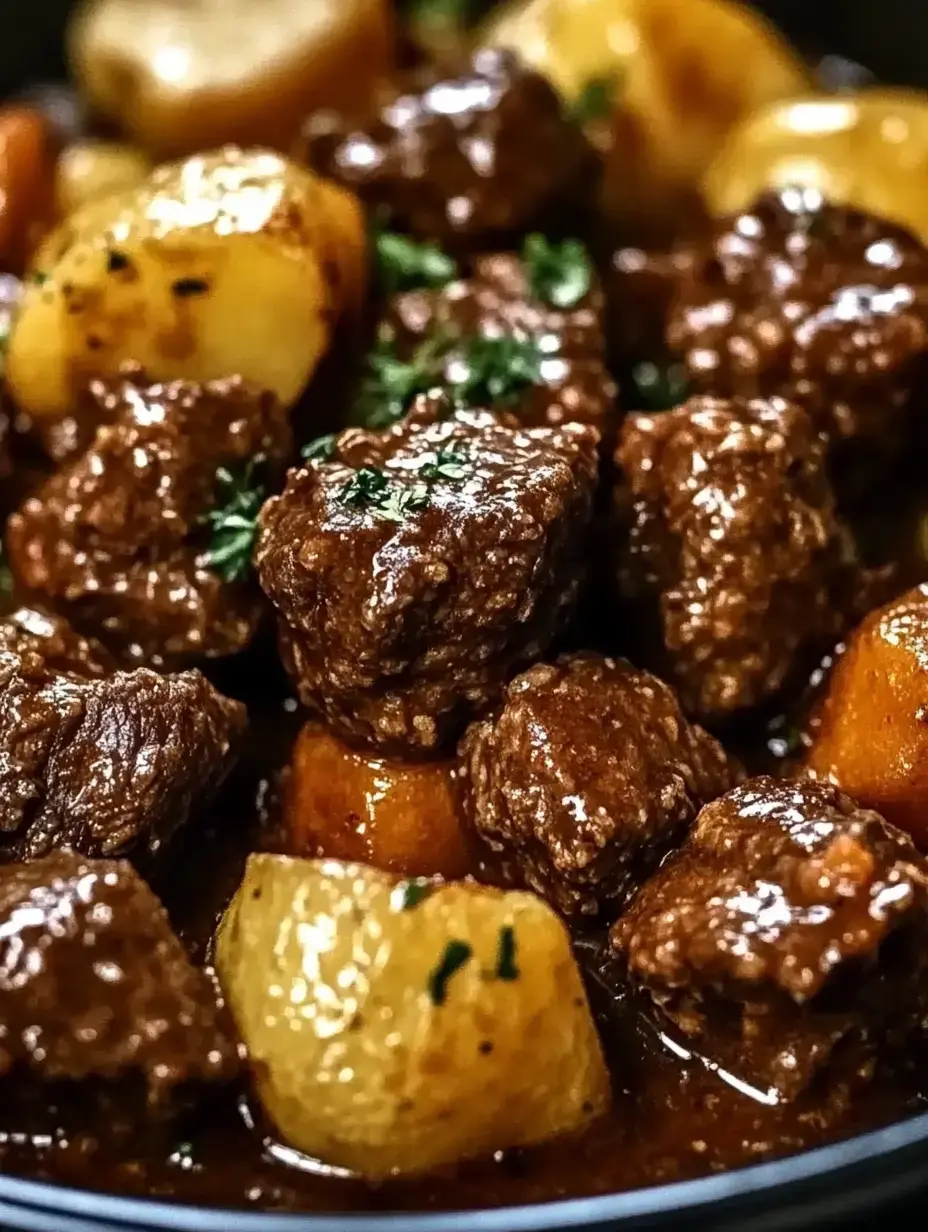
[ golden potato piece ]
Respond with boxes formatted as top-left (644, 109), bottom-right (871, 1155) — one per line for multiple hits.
top-left (287, 723), bottom-right (473, 880)
top-left (482, 0), bottom-right (808, 233)
top-left (705, 89), bottom-right (928, 246)
top-left (806, 585), bottom-right (928, 847)
top-left (56, 140), bottom-right (151, 218)
top-left (69, 0), bottom-right (395, 160)
top-left (216, 855), bottom-right (609, 1176)
top-left (7, 147), bottom-right (366, 420)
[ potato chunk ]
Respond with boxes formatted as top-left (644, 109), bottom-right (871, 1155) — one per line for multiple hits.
top-left (704, 90), bottom-right (928, 246)
top-left (55, 140), bottom-right (151, 217)
top-left (806, 585), bottom-right (928, 847)
top-left (69, 0), bottom-right (394, 159)
top-left (7, 147), bottom-right (366, 420)
top-left (216, 855), bottom-right (609, 1177)
top-left (287, 723), bottom-right (473, 880)
top-left (481, 0), bottom-right (808, 233)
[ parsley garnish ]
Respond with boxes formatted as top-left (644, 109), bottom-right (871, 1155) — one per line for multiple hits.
top-left (419, 445), bottom-right (470, 483)
top-left (204, 457), bottom-right (267, 582)
top-left (393, 879), bottom-right (435, 911)
top-left (428, 939), bottom-right (473, 1005)
top-left (570, 74), bottom-right (619, 125)
top-left (495, 926), bottom-right (519, 981)
top-left (354, 334), bottom-right (447, 429)
top-left (31, 270), bottom-right (48, 287)
top-left (302, 433), bottom-right (337, 462)
top-left (376, 230), bottom-right (457, 294)
top-left (629, 360), bottom-right (689, 411)
top-left (339, 446), bottom-right (469, 524)
top-left (447, 334), bottom-right (545, 407)
top-left (523, 234), bottom-right (592, 310)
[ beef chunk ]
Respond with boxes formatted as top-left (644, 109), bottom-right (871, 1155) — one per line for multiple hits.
top-left (377, 246), bottom-right (617, 437)
top-left (614, 395), bottom-right (860, 720)
top-left (667, 188), bottom-right (928, 485)
top-left (6, 368), bottom-right (290, 668)
top-left (806, 584), bottom-right (928, 847)
top-left (458, 654), bottom-right (739, 919)
top-left (0, 852), bottom-right (239, 1108)
top-left (256, 396), bottom-right (599, 755)
top-left (611, 777), bottom-right (928, 1100)
top-left (301, 50), bottom-right (597, 254)
top-left (0, 607), bottom-right (246, 859)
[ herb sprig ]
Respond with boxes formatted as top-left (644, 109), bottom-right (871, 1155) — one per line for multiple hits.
top-left (523, 234), bottom-right (592, 309)
top-left (204, 457), bottom-right (267, 582)
top-left (446, 334), bottom-right (545, 407)
top-left (570, 73), bottom-right (620, 125)
top-left (428, 939), bottom-right (473, 1006)
top-left (354, 334), bottom-right (447, 429)
top-left (375, 230), bottom-right (457, 294)
top-left (629, 360), bottom-right (689, 412)
top-left (339, 445), bottom-right (472, 524)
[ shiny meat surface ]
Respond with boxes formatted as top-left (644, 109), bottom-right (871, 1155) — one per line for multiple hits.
top-left (668, 188), bottom-right (928, 485)
top-left (6, 369), bottom-right (290, 668)
top-left (0, 607), bottom-right (246, 859)
top-left (0, 851), bottom-right (239, 1106)
top-left (615, 394), bottom-right (861, 719)
top-left (256, 396), bottom-right (598, 755)
top-left (612, 776), bottom-right (928, 1099)
top-left (384, 248), bottom-right (617, 435)
top-left (301, 50), bottom-right (598, 253)
top-left (806, 584), bottom-right (928, 846)
top-left (458, 654), bottom-right (739, 918)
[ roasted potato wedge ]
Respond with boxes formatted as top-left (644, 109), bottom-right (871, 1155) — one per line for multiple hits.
top-left (704, 89), bottom-right (928, 245)
top-left (55, 140), bottom-right (151, 218)
top-left (481, 0), bottom-right (808, 233)
top-left (216, 855), bottom-right (609, 1177)
top-left (806, 585), bottom-right (928, 847)
top-left (7, 147), bottom-right (366, 420)
top-left (69, 0), bottom-right (395, 160)
top-left (287, 723), bottom-right (473, 880)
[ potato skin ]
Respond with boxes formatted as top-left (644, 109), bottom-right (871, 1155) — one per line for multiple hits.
top-left (216, 855), bottom-right (609, 1177)
top-left (7, 146), bottom-right (366, 420)
top-left (482, 0), bottom-right (808, 235)
top-left (286, 723), bottom-right (473, 880)
top-left (806, 585), bottom-right (928, 847)
top-left (69, 0), bottom-right (395, 160)
top-left (55, 140), bottom-right (151, 218)
top-left (705, 90), bottom-right (928, 247)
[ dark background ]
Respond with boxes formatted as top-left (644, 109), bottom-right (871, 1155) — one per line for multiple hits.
top-left (2, 0), bottom-right (928, 97)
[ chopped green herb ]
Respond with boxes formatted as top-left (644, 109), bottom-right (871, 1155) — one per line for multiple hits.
top-left (393, 879), bottom-right (435, 911)
top-left (569, 73), bottom-right (619, 125)
top-left (428, 939), bottom-right (473, 1005)
top-left (354, 334), bottom-right (447, 429)
top-left (340, 465), bottom-right (389, 508)
top-left (495, 926), bottom-right (519, 981)
top-left (402, 0), bottom-right (487, 30)
top-left (447, 334), bottom-right (544, 408)
top-left (629, 360), bottom-right (689, 412)
top-left (374, 482), bottom-right (431, 523)
top-left (31, 270), bottom-right (48, 287)
top-left (339, 467), bottom-right (430, 523)
top-left (376, 230), bottom-right (457, 294)
top-left (204, 457), bottom-right (267, 583)
top-left (302, 433), bottom-right (337, 463)
top-left (419, 445), bottom-right (470, 483)
top-left (523, 234), bottom-right (592, 310)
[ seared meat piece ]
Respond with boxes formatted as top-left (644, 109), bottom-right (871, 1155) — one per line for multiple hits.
top-left (380, 246), bottom-right (617, 437)
top-left (0, 606), bottom-right (245, 860)
top-left (458, 654), bottom-right (738, 919)
top-left (6, 368), bottom-right (290, 668)
top-left (615, 394), bottom-right (860, 720)
top-left (667, 188), bottom-right (928, 482)
top-left (0, 852), bottom-right (239, 1109)
top-left (603, 244), bottom-right (695, 379)
top-left (806, 584), bottom-right (928, 847)
top-left (611, 776), bottom-right (928, 1100)
top-left (256, 396), bottom-right (599, 756)
top-left (302, 49), bottom-right (597, 254)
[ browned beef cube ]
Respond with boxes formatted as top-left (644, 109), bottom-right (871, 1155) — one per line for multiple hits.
top-left (0, 607), bottom-right (246, 859)
top-left (256, 396), bottom-right (599, 756)
top-left (611, 777), bottom-right (928, 1100)
top-left (7, 367), bottom-right (290, 669)
top-left (458, 653), bottom-right (739, 919)
top-left (0, 852), bottom-right (240, 1110)
top-left (615, 394), bottom-right (860, 720)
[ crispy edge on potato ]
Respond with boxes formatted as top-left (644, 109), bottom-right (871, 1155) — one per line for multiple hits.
top-left (286, 722), bottom-right (474, 880)
top-left (6, 146), bottom-right (367, 419)
top-left (805, 584), bottom-right (928, 847)
top-left (216, 854), bottom-right (610, 1177)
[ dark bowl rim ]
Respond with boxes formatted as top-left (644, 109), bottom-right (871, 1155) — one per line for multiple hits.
top-left (1, 1107), bottom-right (927, 1230)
